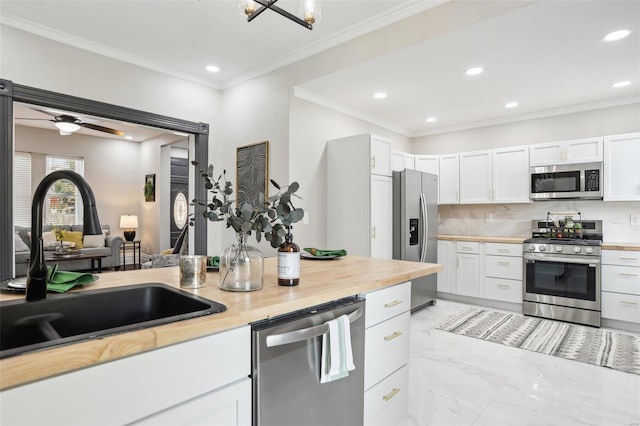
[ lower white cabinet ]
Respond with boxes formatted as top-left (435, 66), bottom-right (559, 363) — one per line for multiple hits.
top-left (0, 326), bottom-right (251, 426)
top-left (437, 240), bottom-right (454, 293)
top-left (483, 243), bottom-right (523, 303)
top-left (455, 242), bottom-right (481, 297)
top-left (602, 249), bottom-right (640, 324)
top-left (364, 282), bottom-right (411, 425)
top-left (363, 365), bottom-right (409, 426)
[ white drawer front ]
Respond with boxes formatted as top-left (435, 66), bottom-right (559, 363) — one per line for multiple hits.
top-left (484, 255), bottom-right (523, 280)
top-left (485, 243), bottom-right (523, 257)
top-left (365, 282), bottom-right (411, 328)
top-left (602, 265), bottom-right (640, 295)
top-left (456, 241), bottom-right (479, 254)
top-left (484, 277), bottom-right (522, 303)
top-left (364, 365), bottom-right (409, 426)
top-left (603, 250), bottom-right (640, 267)
top-left (602, 292), bottom-right (640, 323)
top-left (364, 311), bottom-right (410, 390)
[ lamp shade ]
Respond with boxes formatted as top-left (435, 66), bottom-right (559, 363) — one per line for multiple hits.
top-left (119, 215), bottom-right (138, 229)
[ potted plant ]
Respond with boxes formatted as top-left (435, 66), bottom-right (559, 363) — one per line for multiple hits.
top-left (191, 162), bottom-right (304, 291)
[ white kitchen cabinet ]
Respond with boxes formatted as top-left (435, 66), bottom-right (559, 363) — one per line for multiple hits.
top-left (364, 282), bottom-right (411, 426)
top-left (439, 154), bottom-right (460, 204)
top-left (460, 150), bottom-right (493, 204)
top-left (391, 150), bottom-right (415, 172)
top-left (327, 134), bottom-right (393, 258)
top-left (493, 146), bottom-right (530, 203)
top-left (529, 137), bottom-right (603, 166)
top-left (602, 249), bottom-right (640, 326)
top-left (455, 242), bottom-right (481, 297)
top-left (414, 155), bottom-right (439, 175)
top-left (603, 132), bottom-right (640, 201)
top-left (0, 326), bottom-right (251, 426)
top-left (437, 240), bottom-right (454, 293)
top-left (483, 242), bottom-right (523, 303)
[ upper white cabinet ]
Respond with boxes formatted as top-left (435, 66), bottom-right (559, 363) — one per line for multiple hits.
top-left (439, 154), bottom-right (460, 204)
top-left (529, 137), bottom-right (603, 166)
top-left (327, 134), bottom-right (393, 258)
top-left (603, 132), bottom-right (640, 201)
top-left (493, 146), bottom-right (530, 203)
top-left (414, 155), bottom-right (439, 175)
top-left (460, 150), bottom-right (492, 204)
top-left (391, 150), bottom-right (415, 172)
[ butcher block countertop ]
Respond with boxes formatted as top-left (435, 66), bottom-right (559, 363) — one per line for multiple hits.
top-left (438, 235), bottom-right (527, 244)
top-left (0, 256), bottom-right (440, 390)
top-left (601, 242), bottom-right (640, 251)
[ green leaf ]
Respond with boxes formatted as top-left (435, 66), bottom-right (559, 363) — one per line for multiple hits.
top-left (240, 222), bottom-right (252, 233)
top-left (270, 179), bottom-right (281, 190)
top-left (207, 164), bottom-right (214, 177)
top-left (288, 182), bottom-right (300, 193)
top-left (277, 203), bottom-right (291, 217)
top-left (290, 208), bottom-right (304, 223)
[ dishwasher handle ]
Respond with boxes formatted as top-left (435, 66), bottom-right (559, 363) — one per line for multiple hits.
top-left (265, 307), bottom-right (363, 348)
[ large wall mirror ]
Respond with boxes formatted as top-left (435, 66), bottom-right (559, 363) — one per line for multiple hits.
top-left (0, 79), bottom-right (209, 281)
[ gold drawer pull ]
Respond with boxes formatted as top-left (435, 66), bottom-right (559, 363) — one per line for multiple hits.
top-left (620, 273), bottom-right (639, 277)
top-left (497, 261), bottom-right (510, 266)
top-left (620, 300), bottom-right (639, 306)
top-left (496, 284), bottom-right (510, 289)
top-left (384, 300), bottom-right (402, 308)
top-left (382, 387), bottom-right (400, 402)
top-left (498, 249), bottom-right (509, 253)
top-left (461, 246), bottom-right (474, 251)
top-left (619, 257), bottom-right (639, 261)
top-left (384, 331), bottom-right (403, 341)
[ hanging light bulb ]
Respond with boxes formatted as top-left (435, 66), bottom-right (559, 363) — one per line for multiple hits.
top-left (300, 0), bottom-right (321, 25)
top-left (239, 0), bottom-right (258, 17)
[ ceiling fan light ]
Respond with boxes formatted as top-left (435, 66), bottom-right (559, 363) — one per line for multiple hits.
top-left (54, 122), bottom-right (81, 133)
top-left (300, 0), bottom-right (321, 25)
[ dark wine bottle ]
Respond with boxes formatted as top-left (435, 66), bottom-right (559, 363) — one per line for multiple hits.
top-left (277, 228), bottom-right (300, 286)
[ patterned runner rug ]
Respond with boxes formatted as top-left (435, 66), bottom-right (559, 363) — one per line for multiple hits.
top-left (436, 308), bottom-right (640, 375)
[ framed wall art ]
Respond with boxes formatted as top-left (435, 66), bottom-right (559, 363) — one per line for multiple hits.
top-left (236, 141), bottom-right (269, 206)
top-left (144, 174), bottom-right (156, 202)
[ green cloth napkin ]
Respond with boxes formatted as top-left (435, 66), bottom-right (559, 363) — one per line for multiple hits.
top-left (46, 263), bottom-right (95, 293)
top-left (304, 248), bottom-right (347, 257)
top-left (208, 256), bottom-right (220, 268)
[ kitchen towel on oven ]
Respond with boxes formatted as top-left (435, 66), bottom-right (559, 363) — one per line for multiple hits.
top-left (320, 314), bottom-right (355, 383)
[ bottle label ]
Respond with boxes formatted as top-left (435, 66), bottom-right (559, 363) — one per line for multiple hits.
top-left (278, 252), bottom-right (300, 279)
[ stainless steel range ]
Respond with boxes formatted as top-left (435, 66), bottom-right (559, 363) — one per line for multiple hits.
top-left (522, 215), bottom-right (602, 327)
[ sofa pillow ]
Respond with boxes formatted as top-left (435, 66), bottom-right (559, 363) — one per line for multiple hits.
top-left (14, 233), bottom-right (29, 252)
top-left (83, 231), bottom-right (107, 248)
top-left (63, 231), bottom-right (84, 249)
top-left (41, 231), bottom-right (56, 245)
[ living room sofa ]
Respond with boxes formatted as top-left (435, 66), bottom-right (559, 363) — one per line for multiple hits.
top-left (14, 224), bottom-right (123, 277)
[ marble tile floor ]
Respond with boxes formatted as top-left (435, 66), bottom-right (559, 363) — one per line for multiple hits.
top-left (399, 299), bottom-right (640, 426)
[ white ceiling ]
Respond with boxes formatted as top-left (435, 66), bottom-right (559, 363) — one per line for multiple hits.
top-left (2, 0), bottom-right (639, 138)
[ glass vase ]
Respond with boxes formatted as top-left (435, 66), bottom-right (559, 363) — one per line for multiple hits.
top-left (219, 232), bottom-right (264, 292)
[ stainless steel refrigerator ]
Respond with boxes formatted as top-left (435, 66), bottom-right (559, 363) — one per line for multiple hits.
top-left (393, 169), bottom-right (438, 312)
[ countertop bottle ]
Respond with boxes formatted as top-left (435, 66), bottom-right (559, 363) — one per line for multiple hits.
top-left (278, 228), bottom-right (300, 286)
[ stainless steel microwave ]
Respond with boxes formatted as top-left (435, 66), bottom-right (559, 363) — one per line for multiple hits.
top-left (530, 162), bottom-right (603, 200)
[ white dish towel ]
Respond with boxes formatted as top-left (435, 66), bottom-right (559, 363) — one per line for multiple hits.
top-left (320, 314), bottom-right (355, 383)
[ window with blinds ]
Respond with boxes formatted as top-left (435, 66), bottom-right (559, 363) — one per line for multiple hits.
top-left (14, 152), bottom-right (32, 227)
top-left (45, 155), bottom-right (85, 225)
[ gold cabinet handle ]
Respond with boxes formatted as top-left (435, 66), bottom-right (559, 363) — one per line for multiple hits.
top-left (384, 331), bottom-right (403, 341)
top-left (497, 261), bottom-right (510, 266)
top-left (383, 387), bottom-right (400, 402)
top-left (498, 248), bottom-right (509, 253)
top-left (619, 257), bottom-right (639, 261)
top-left (372, 226), bottom-right (376, 239)
top-left (619, 273), bottom-right (639, 277)
top-left (384, 300), bottom-right (402, 308)
top-left (371, 156), bottom-right (376, 169)
top-left (496, 284), bottom-right (510, 289)
top-left (620, 300), bottom-right (639, 306)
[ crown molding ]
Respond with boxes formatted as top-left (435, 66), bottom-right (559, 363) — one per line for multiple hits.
top-left (1, 14), bottom-right (222, 90)
top-left (293, 87), bottom-right (412, 136)
top-left (222, 0), bottom-right (447, 89)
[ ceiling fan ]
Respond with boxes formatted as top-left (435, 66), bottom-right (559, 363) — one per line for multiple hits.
top-left (16, 110), bottom-right (125, 136)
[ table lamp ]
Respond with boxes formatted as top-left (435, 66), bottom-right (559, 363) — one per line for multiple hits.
top-left (120, 215), bottom-right (139, 241)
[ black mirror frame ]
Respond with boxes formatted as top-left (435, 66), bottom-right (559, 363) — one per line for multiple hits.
top-left (0, 78), bottom-right (210, 281)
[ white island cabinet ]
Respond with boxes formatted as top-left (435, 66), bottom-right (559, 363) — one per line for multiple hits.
top-left (327, 134), bottom-right (393, 258)
top-left (0, 326), bottom-right (251, 426)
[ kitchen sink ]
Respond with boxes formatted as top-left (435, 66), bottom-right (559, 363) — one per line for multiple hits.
top-left (0, 283), bottom-right (226, 359)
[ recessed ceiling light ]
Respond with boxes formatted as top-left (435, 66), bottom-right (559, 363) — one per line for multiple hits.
top-left (504, 102), bottom-right (519, 109)
top-left (603, 29), bottom-right (631, 42)
top-left (612, 80), bottom-right (631, 88)
top-left (426, 117), bottom-right (437, 123)
top-left (125, 135), bottom-right (133, 140)
top-left (465, 67), bottom-right (483, 76)
top-left (205, 65), bottom-right (220, 73)
top-left (373, 92), bottom-right (387, 99)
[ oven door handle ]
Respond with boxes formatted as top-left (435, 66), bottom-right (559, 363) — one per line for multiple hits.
top-left (265, 307), bottom-right (363, 348)
top-left (523, 253), bottom-right (600, 265)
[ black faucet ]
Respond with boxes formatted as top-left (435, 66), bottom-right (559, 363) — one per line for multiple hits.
top-left (27, 170), bottom-right (102, 301)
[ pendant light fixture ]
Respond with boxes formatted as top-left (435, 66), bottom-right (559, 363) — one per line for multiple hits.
top-left (240, 0), bottom-right (320, 30)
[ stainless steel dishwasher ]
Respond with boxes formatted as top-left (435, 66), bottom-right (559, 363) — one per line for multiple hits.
top-left (251, 296), bottom-right (365, 426)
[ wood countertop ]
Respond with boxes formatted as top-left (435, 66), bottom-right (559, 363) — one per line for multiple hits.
top-left (0, 256), bottom-right (440, 390)
top-left (438, 235), bottom-right (527, 244)
top-left (601, 242), bottom-right (640, 251)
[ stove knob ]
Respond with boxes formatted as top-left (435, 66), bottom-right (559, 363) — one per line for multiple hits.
top-left (585, 247), bottom-right (593, 254)
top-left (555, 246), bottom-right (563, 252)
top-left (573, 247), bottom-right (581, 253)
top-left (527, 244), bottom-right (535, 251)
top-left (539, 245), bottom-right (546, 252)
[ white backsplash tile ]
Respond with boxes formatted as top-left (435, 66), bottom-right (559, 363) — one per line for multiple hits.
top-left (438, 200), bottom-right (640, 242)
